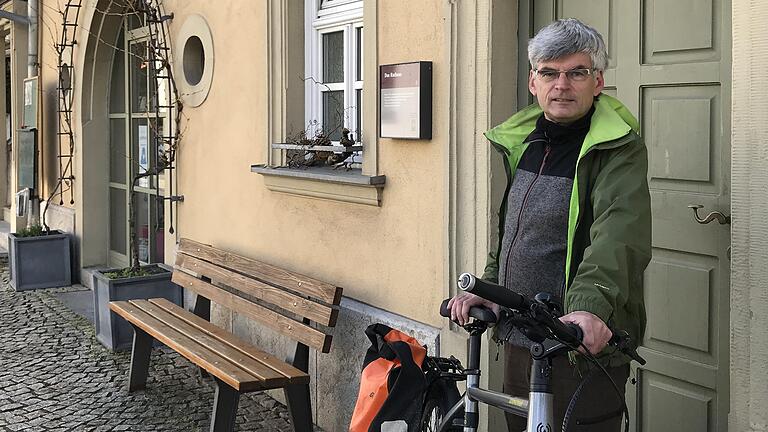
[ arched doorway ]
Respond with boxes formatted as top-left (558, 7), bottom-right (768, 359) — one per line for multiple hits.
top-left (107, 12), bottom-right (168, 268)
top-left (76, 0), bottom-right (173, 271)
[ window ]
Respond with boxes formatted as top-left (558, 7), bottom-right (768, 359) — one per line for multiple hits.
top-left (255, 0), bottom-right (383, 206)
top-left (306, 0), bottom-right (363, 146)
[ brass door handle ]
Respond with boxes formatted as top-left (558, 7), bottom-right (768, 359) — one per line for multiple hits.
top-left (688, 205), bottom-right (731, 225)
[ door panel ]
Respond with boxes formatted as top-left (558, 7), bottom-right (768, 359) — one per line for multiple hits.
top-left (526, 1), bottom-right (730, 430)
top-left (643, 85), bottom-right (724, 195)
top-left (641, 370), bottom-right (715, 432)
top-left (643, 0), bottom-right (722, 65)
top-left (108, 17), bottom-right (166, 268)
top-left (109, 187), bottom-right (127, 256)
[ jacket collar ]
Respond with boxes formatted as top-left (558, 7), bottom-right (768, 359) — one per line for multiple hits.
top-left (484, 93), bottom-right (639, 155)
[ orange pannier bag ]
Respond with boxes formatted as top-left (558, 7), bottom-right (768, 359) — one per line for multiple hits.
top-left (349, 323), bottom-right (427, 432)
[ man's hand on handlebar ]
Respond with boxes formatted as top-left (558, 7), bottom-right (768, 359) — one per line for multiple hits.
top-left (447, 293), bottom-right (500, 326)
top-left (559, 311), bottom-right (612, 355)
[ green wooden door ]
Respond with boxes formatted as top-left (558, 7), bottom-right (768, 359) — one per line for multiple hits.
top-left (522, 1), bottom-right (731, 430)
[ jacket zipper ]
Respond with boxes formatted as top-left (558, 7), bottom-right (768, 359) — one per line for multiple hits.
top-left (503, 141), bottom-right (551, 286)
top-left (562, 133), bottom-right (636, 287)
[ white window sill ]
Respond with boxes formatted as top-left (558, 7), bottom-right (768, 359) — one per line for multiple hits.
top-left (251, 165), bottom-right (385, 206)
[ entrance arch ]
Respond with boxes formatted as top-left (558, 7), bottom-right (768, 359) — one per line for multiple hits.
top-left (75, 0), bottom-right (124, 270)
top-left (75, 0), bottom-right (174, 272)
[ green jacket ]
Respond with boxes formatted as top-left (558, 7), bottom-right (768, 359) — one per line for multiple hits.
top-left (483, 94), bottom-right (651, 366)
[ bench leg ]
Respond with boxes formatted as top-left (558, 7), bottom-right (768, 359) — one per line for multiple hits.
top-left (128, 325), bottom-right (153, 392)
top-left (194, 295), bottom-right (211, 379)
top-left (211, 378), bottom-right (240, 432)
top-left (284, 383), bottom-right (313, 432)
top-left (285, 336), bottom-right (313, 432)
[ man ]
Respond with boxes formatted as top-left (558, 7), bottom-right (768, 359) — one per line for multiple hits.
top-left (447, 18), bottom-right (651, 432)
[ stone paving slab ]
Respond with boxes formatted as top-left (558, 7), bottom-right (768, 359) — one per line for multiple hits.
top-left (0, 259), bottom-right (312, 431)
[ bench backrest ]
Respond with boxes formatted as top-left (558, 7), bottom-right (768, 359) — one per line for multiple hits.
top-left (173, 238), bottom-right (343, 353)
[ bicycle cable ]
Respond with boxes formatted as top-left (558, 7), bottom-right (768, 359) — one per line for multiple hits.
top-left (560, 367), bottom-right (598, 431)
top-left (553, 336), bottom-right (630, 432)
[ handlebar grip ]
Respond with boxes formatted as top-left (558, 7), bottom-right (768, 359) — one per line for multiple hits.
top-left (561, 322), bottom-right (583, 345)
top-left (439, 299), bottom-right (451, 318)
top-left (439, 299), bottom-right (498, 325)
top-left (457, 273), bottom-right (530, 310)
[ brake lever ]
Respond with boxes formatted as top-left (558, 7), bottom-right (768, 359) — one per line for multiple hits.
top-left (608, 330), bottom-right (646, 365)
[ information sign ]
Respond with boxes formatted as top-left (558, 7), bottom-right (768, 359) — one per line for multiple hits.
top-left (379, 61), bottom-right (432, 139)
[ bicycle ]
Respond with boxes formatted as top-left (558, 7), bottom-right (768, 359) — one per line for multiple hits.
top-left (418, 273), bottom-right (646, 432)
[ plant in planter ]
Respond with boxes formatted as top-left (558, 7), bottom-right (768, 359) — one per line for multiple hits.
top-left (8, 223), bottom-right (72, 291)
top-left (93, 135), bottom-right (183, 351)
top-left (92, 4), bottom-right (184, 351)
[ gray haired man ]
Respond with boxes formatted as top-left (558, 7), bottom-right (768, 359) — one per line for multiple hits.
top-left (448, 18), bottom-right (651, 432)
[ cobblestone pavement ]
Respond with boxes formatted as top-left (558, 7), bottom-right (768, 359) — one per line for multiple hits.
top-left (0, 260), bottom-right (303, 431)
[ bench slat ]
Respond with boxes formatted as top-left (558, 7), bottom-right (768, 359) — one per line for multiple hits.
top-left (109, 300), bottom-right (268, 391)
top-left (178, 238), bottom-right (342, 306)
top-left (128, 299), bottom-right (303, 389)
top-left (172, 271), bottom-right (333, 353)
top-left (148, 298), bottom-right (308, 381)
top-left (176, 253), bottom-right (338, 327)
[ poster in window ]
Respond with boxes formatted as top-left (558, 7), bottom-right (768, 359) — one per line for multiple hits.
top-left (138, 125), bottom-right (149, 188)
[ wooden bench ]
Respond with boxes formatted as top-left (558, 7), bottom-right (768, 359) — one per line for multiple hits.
top-left (109, 238), bottom-right (342, 432)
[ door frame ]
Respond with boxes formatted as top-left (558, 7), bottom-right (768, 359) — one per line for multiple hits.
top-left (107, 19), bottom-right (166, 269)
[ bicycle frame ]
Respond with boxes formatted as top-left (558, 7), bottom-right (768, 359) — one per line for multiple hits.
top-left (435, 323), bottom-right (569, 432)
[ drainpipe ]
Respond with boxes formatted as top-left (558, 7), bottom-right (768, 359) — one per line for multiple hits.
top-left (27, 0), bottom-right (36, 78)
top-left (27, 0), bottom-right (38, 227)
top-left (0, 2), bottom-right (37, 229)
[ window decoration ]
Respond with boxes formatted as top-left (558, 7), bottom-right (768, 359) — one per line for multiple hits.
top-left (175, 13), bottom-right (214, 107)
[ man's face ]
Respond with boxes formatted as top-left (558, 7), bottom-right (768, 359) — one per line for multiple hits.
top-left (528, 52), bottom-right (604, 124)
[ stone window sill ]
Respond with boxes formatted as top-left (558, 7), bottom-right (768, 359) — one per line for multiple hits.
top-left (251, 165), bottom-right (386, 206)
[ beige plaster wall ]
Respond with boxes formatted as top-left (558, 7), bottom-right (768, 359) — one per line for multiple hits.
top-left (730, 2), bottom-right (768, 431)
top-left (165, 0), bottom-right (448, 327)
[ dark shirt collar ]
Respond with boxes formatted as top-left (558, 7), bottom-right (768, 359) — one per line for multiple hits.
top-left (527, 105), bottom-right (596, 144)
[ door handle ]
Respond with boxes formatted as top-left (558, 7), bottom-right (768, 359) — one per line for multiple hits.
top-left (688, 205), bottom-right (731, 225)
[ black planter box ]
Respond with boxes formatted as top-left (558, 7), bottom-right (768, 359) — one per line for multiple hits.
top-left (93, 264), bottom-right (183, 351)
top-left (8, 230), bottom-right (72, 291)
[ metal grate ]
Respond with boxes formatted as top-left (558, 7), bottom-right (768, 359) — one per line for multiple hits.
top-left (143, 1), bottom-right (182, 234)
top-left (43, 0), bottom-right (82, 231)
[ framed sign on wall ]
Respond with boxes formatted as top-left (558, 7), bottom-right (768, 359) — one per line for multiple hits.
top-left (379, 61), bottom-right (432, 139)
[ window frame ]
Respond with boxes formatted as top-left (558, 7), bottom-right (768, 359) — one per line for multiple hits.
top-left (257, 0), bottom-right (382, 206)
top-left (305, 0), bottom-right (363, 145)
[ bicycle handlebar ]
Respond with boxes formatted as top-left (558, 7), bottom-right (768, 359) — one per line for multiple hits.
top-left (455, 273), bottom-right (646, 365)
top-left (457, 273), bottom-right (530, 311)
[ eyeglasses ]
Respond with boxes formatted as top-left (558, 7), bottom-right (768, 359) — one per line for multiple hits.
top-left (533, 68), bottom-right (595, 83)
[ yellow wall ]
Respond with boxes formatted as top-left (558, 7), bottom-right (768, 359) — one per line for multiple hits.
top-left (39, 0), bottom-right (65, 203)
top-left (165, 0), bottom-right (448, 326)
